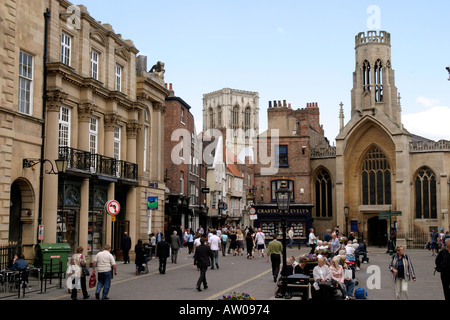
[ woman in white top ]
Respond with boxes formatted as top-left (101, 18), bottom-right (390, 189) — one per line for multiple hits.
top-left (308, 228), bottom-right (318, 254)
top-left (313, 257), bottom-right (332, 295)
top-left (67, 246), bottom-right (90, 300)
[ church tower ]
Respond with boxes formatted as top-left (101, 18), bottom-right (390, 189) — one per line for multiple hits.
top-left (203, 88), bottom-right (259, 157)
top-left (351, 31), bottom-right (401, 126)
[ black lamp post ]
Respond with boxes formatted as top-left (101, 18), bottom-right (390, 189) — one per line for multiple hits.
top-left (446, 66), bottom-right (450, 81)
top-left (275, 181), bottom-right (291, 296)
top-left (344, 204), bottom-right (350, 237)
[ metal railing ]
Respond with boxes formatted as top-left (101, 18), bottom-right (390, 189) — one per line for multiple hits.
top-left (59, 146), bottom-right (138, 181)
top-left (0, 243), bottom-right (20, 270)
top-left (396, 232), bottom-right (430, 249)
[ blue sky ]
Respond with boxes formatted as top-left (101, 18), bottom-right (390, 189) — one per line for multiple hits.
top-left (76, 0), bottom-right (450, 142)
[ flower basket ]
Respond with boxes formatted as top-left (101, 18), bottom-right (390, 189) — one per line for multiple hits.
top-left (219, 291), bottom-right (255, 300)
top-left (300, 254), bottom-right (318, 263)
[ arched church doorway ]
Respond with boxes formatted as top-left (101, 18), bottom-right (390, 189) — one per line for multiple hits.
top-left (367, 216), bottom-right (387, 247)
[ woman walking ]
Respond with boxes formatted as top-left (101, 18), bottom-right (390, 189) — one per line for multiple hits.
top-left (236, 229), bottom-right (245, 256)
top-left (245, 231), bottom-right (254, 259)
top-left (389, 245), bottom-right (416, 300)
top-left (135, 239), bottom-right (145, 275)
top-left (68, 246), bottom-right (90, 300)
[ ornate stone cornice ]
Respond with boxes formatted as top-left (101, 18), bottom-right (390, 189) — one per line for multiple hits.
top-left (46, 90), bottom-right (69, 112)
top-left (104, 113), bottom-right (121, 131)
top-left (78, 102), bottom-right (97, 121)
top-left (126, 121), bottom-right (142, 139)
top-left (153, 101), bottom-right (166, 114)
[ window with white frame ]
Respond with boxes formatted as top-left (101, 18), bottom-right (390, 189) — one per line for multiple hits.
top-left (18, 51), bottom-right (33, 115)
top-left (114, 126), bottom-right (121, 160)
top-left (59, 106), bottom-right (71, 148)
top-left (115, 64), bottom-right (122, 91)
top-left (181, 108), bottom-right (184, 124)
top-left (61, 32), bottom-right (71, 66)
top-left (89, 117), bottom-right (98, 154)
top-left (90, 50), bottom-right (99, 80)
top-left (180, 171), bottom-right (184, 194)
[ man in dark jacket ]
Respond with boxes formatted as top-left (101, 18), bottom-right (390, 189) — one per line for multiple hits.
top-left (121, 232), bottom-right (132, 264)
top-left (193, 237), bottom-right (213, 292)
top-left (156, 236), bottom-right (170, 274)
top-left (436, 238), bottom-right (450, 300)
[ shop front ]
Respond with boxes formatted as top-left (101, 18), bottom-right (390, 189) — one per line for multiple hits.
top-left (252, 204), bottom-right (313, 245)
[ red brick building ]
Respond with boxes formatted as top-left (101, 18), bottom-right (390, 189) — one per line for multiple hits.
top-left (252, 101), bottom-right (329, 244)
top-left (164, 84), bottom-right (207, 234)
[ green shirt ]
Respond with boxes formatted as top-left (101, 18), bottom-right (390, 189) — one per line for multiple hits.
top-left (267, 239), bottom-right (283, 255)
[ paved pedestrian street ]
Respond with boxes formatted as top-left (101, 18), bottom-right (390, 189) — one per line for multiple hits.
top-left (2, 245), bottom-right (445, 302)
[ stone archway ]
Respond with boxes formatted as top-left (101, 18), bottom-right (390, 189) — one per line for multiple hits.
top-left (9, 178), bottom-right (35, 246)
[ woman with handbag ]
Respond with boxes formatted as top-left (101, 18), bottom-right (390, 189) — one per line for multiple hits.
top-left (70, 246), bottom-right (90, 300)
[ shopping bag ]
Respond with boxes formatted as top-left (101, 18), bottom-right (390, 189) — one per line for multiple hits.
top-left (89, 272), bottom-right (96, 288)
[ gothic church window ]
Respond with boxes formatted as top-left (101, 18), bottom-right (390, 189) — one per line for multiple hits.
top-left (414, 168), bottom-right (437, 219)
top-left (232, 106), bottom-right (239, 137)
top-left (315, 169), bottom-right (333, 218)
top-left (361, 146), bottom-right (391, 205)
top-left (363, 60), bottom-right (371, 92)
top-left (244, 107), bottom-right (251, 137)
top-left (374, 59), bottom-right (383, 102)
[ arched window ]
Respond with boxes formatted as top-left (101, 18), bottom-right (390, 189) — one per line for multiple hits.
top-left (209, 107), bottom-right (214, 128)
top-left (315, 169), bottom-right (333, 217)
top-left (414, 167), bottom-right (437, 219)
top-left (363, 60), bottom-right (371, 92)
top-left (244, 107), bottom-right (251, 137)
top-left (217, 106), bottom-right (222, 127)
top-left (361, 146), bottom-right (391, 205)
top-left (374, 59), bottom-right (383, 102)
top-left (232, 106), bottom-right (239, 137)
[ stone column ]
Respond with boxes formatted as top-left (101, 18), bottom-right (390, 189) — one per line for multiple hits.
top-left (104, 113), bottom-right (119, 248)
top-left (79, 178), bottom-right (89, 251)
top-left (42, 90), bottom-right (68, 243)
top-left (126, 121), bottom-right (140, 242)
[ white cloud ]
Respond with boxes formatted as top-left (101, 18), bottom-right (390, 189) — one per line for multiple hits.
top-left (403, 98), bottom-right (450, 140)
top-left (415, 96), bottom-right (440, 108)
top-left (277, 27), bottom-right (284, 33)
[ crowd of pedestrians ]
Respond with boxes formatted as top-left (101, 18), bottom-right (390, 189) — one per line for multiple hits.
top-left (62, 224), bottom-right (450, 301)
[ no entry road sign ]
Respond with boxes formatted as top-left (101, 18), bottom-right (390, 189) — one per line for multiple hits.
top-left (105, 200), bottom-right (120, 216)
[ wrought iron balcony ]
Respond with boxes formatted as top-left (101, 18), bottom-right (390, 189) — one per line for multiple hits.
top-left (59, 146), bottom-right (138, 181)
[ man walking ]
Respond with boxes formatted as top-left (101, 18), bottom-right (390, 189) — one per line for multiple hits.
top-left (121, 232), bottom-right (131, 264)
top-left (288, 227), bottom-right (294, 249)
top-left (193, 237), bottom-right (213, 292)
top-left (156, 236), bottom-right (170, 274)
top-left (208, 230), bottom-right (221, 269)
top-left (255, 228), bottom-right (266, 257)
top-left (170, 230), bottom-right (181, 263)
top-left (93, 244), bottom-right (117, 300)
top-left (266, 233), bottom-right (283, 282)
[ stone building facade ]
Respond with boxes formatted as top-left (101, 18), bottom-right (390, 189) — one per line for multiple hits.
top-left (0, 0), bottom-right (168, 260)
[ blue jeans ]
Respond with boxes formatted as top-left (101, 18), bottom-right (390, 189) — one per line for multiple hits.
top-left (344, 279), bottom-right (355, 297)
top-left (96, 271), bottom-right (112, 299)
top-left (210, 250), bottom-right (219, 269)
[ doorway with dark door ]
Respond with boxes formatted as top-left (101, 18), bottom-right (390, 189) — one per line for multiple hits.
top-left (367, 216), bottom-right (387, 247)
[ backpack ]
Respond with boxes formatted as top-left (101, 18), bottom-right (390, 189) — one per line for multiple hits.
top-left (355, 287), bottom-right (368, 299)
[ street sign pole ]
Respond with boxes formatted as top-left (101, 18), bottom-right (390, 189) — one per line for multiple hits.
top-left (379, 209), bottom-right (401, 255)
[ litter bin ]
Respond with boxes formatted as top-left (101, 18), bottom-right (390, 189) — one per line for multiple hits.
top-left (34, 243), bottom-right (71, 273)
